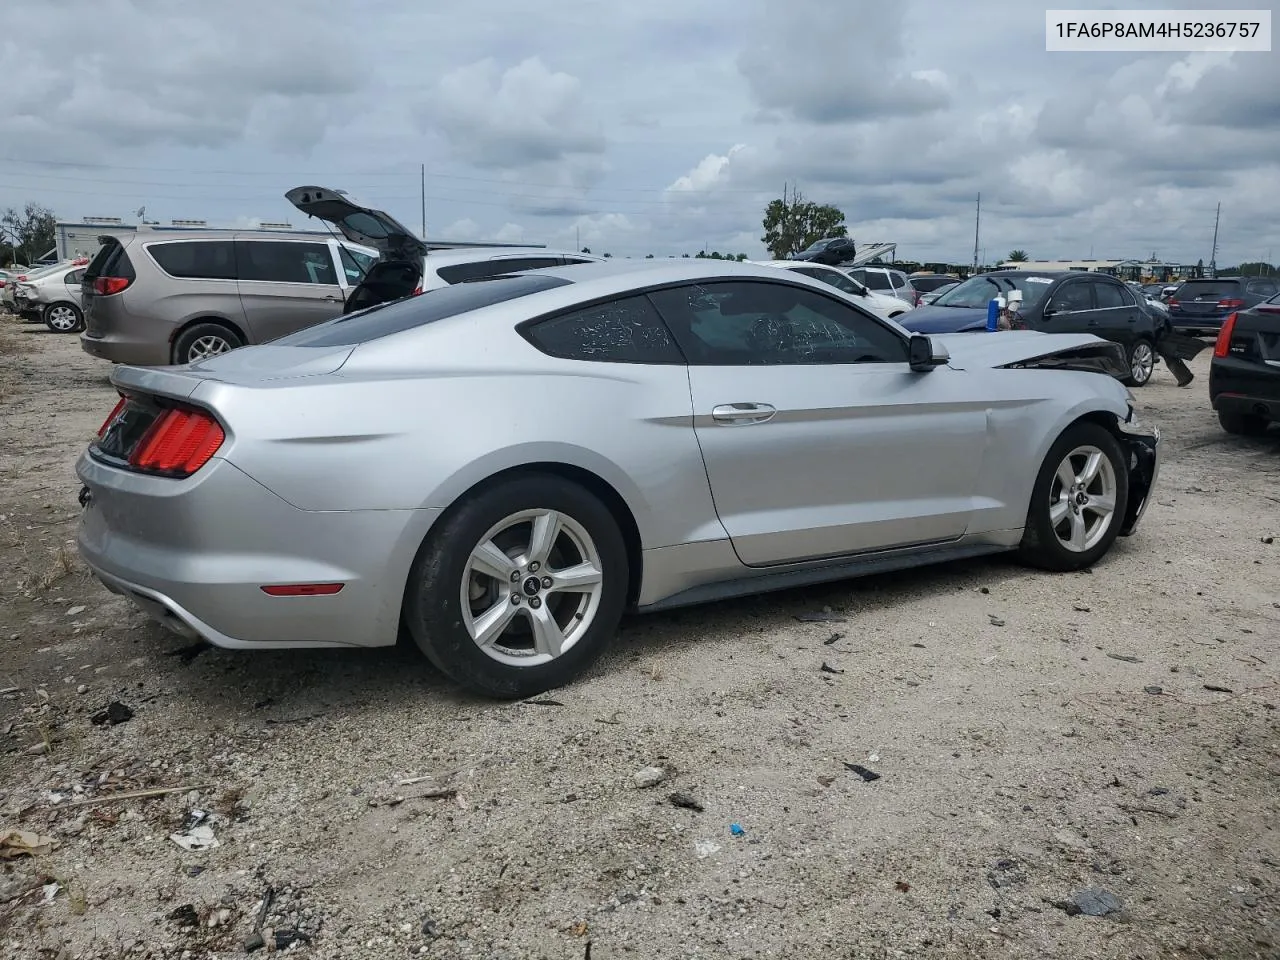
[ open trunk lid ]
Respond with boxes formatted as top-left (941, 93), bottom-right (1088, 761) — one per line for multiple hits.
top-left (285, 185), bottom-right (428, 260)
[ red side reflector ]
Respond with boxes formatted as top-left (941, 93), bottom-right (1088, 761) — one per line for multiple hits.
top-left (1214, 312), bottom-right (1238, 358)
top-left (260, 583), bottom-right (345, 597)
top-left (98, 395), bottom-right (128, 437)
top-left (129, 408), bottom-right (225, 476)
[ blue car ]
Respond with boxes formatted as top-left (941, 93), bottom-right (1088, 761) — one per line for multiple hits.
top-left (899, 270), bottom-right (1164, 386)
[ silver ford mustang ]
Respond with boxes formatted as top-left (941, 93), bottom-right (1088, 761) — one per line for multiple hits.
top-left (76, 257), bottom-right (1160, 699)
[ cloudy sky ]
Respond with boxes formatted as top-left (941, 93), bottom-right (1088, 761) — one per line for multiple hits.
top-left (2, 0), bottom-right (1276, 266)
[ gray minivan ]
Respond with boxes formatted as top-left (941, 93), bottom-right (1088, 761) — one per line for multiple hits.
top-left (79, 230), bottom-right (381, 366)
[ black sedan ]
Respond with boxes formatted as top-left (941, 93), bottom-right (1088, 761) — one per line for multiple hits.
top-left (1209, 295), bottom-right (1280, 435)
top-left (899, 270), bottom-right (1163, 386)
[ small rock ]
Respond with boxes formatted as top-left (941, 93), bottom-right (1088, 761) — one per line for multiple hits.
top-left (1143, 685), bottom-right (1163, 695)
top-left (988, 615), bottom-right (1006, 627)
top-left (633, 766), bottom-right (667, 789)
top-left (90, 701), bottom-right (134, 726)
top-left (167, 904), bottom-right (199, 927)
top-left (1073, 604), bottom-right (1091, 612)
top-left (842, 763), bottom-right (880, 782)
top-left (1262, 536), bottom-right (1274, 545)
top-left (420, 917), bottom-right (438, 938)
top-left (1107, 653), bottom-right (1142, 663)
top-left (244, 932), bottom-right (265, 953)
top-left (76, 684), bottom-right (88, 695)
top-left (979, 587), bottom-right (990, 594)
top-left (820, 662), bottom-right (844, 674)
top-left (1070, 888), bottom-right (1123, 917)
top-left (66, 606), bottom-right (86, 618)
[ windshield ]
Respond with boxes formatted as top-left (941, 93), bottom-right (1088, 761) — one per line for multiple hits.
top-left (17, 263), bottom-right (67, 281)
top-left (801, 239), bottom-right (838, 254)
top-left (933, 274), bottom-right (1054, 309)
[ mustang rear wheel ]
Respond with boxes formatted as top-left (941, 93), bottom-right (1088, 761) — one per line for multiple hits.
top-left (404, 474), bottom-right (628, 699)
top-left (1018, 422), bottom-right (1129, 571)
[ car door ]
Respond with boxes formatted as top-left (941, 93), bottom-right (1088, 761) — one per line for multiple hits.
top-left (1037, 276), bottom-right (1095, 334)
top-left (63, 268), bottom-right (86, 308)
top-left (1087, 277), bottom-right (1143, 347)
top-left (646, 279), bottom-right (990, 566)
top-left (234, 239), bottom-right (347, 342)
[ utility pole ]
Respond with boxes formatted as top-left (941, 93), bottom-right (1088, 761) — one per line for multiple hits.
top-left (1209, 202), bottom-right (1220, 278)
top-left (420, 163), bottom-right (426, 237)
top-left (972, 193), bottom-right (981, 274)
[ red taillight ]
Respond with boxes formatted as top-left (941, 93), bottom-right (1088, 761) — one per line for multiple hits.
top-left (92, 276), bottom-right (131, 296)
top-left (1217, 298), bottom-right (1245, 310)
top-left (1166, 299), bottom-right (1178, 308)
top-left (260, 583), bottom-right (344, 597)
top-left (98, 395), bottom-right (128, 438)
top-left (1214, 312), bottom-right (1238, 358)
top-left (412, 285), bottom-right (422, 296)
top-left (128, 408), bottom-right (225, 476)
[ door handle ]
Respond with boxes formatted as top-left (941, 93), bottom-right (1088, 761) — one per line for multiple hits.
top-left (712, 402), bottom-right (776, 425)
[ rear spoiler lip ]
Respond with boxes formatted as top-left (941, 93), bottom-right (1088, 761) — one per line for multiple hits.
top-left (110, 364), bottom-right (205, 402)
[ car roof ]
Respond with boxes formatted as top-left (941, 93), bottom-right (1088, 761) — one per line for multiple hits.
top-left (516, 257), bottom-right (790, 286)
top-left (1178, 275), bottom-right (1244, 281)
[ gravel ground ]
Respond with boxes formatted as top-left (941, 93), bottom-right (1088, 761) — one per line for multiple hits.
top-left (1, 315), bottom-right (1278, 960)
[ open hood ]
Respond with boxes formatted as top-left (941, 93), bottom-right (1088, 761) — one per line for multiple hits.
top-left (285, 185), bottom-right (428, 260)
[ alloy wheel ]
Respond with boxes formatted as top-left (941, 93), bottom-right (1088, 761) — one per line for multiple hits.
top-left (187, 335), bottom-right (233, 362)
top-left (47, 305), bottom-right (79, 331)
top-left (459, 509), bottom-right (605, 667)
top-left (1049, 445), bottom-right (1118, 553)
top-left (1130, 342), bottom-right (1154, 384)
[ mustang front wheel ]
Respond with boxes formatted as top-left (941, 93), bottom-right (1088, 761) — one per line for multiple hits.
top-left (404, 474), bottom-right (628, 699)
top-left (1019, 422), bottom-right (1130, 571)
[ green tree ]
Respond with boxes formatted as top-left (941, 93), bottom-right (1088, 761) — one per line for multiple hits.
top-left (761, 188), bottom-right (847, 260)
top-left (1007, 249), bottom-right (1029, 262)
top-left (0, 202), bottom-right (56, 264)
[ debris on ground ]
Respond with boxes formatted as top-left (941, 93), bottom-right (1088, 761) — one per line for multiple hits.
top-left (1056, 888), bottom-right (1124, 917)
top-left (1144, 685), bottom-right (1164, 695)
top-left (843, 763), bottom-right (881, 782)
top-left (895, 881), bottom-right (911, 893)
top-left (796, 610), bottom-right (846, 623)
top-left (668, 792), bottom-right (703, 812)
top-left (823, 633), bottom-right (843, 645)
top-left (0, 829), bottom-right (57, 859)
top-left (90, 700), bottom-right (134, 726)
top-left (820, 661), bottom-right (844, 674)
top-left (1107, 653), bottom-right (1142, 664)
top-left (730, 823), bottom-right (745, 836)
top-left (633, 766), bottom-right (668, 789)
top-left (988, 615), bottom-right (1006, 627)
top-left (1204, 684), bottom-right (1234, 693)
top-left (694, 840), bottom-right (721, 859)
top-left (169, 823), bottom-right (219, 852)
top-left (168, 903), bottom-right (199, 927)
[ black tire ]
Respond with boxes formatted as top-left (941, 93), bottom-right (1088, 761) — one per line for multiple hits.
top-left (1018, 421), bottom-right (1130, 572)
top-left (43, 302), bottom-right (83, 333)
top-left (1122, 338), bottom-right (1155, 387)
top-left (1218, 410), bottom-right (1270, 436)
top-left (403, 474), bottom-right (629, 699)
top-left (172, 322), bottom-right (244, 365)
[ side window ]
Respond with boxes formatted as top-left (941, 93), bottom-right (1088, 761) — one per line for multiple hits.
top-left (523, 295), bottom-right (684, 364)
top-left (492, 257), bottom-right (561, 273)
top-left (147, 241), bottom-right (237, 280)
top-left (647, 281), bottom-right (908, 366)
top-left (802, 267), bottom-right (861, 296)
top-left (236, 241), bottom-right (338, 285)
top-left (1248, 279), bottom-right (1278, 298)
top-left (1093, 280), bottom-right (1127, 308)
top-left (559, 257), bottom-right (597, 266)
top-left (436, 260), bottom-right (506, 284)
top-left (859, 271), bottom-right (893, 291)
top-left (338, 246), bottom-right (377, 285)
top-left (1050, 280), bottom-right (1093, 312)
top-left (65, 269), bottom-right (85, 285)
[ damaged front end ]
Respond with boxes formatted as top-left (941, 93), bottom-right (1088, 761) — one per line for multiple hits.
top-left (998, 340), bottom-right (1129, 379)
top-left (1115, 417), bottom-right (1160, 536)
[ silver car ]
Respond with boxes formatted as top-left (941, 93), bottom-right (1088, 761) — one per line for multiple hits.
top-left (13, 261), bottom-right (88, 332)
top-left (76, 259), bottom-right (1161, 699)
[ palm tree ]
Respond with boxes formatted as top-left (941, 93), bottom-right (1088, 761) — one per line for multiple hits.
top-left (1007, 249), bottom-right (1029, 262)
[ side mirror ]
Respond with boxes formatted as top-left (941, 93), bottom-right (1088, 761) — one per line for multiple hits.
top-left (908, 334), bottom-right (949, 372)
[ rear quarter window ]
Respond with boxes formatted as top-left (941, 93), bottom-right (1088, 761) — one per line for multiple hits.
top-left (147, 241), bottom-right (236, 280)
top-left (273, 274), bottom-right (574, 347)
top-left (522, 295), bottom-right (684, 363)
top-left (83, 241), bottom-right (135, 282)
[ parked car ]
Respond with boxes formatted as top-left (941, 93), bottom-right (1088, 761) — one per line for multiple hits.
top-left (754, 260), bottom-right (913, 320)
top-left (285, 185), bottom-right (604, 307)
top-left (847, 266), bottom-right (918, 306)
top-left (792, 237), bottom-right (857, 266)
top-left (1209, 294), bottom-right (1280, 435)
top-left (919, 281), bottom-right (959, 305)
top-left (3, 262), bottom-right (69, 315)
top-left (899, 270), bottom-right (1163, 386)
top-left (13, 261), bottom-right (88, 332)
top-left (909, 274), bottom-right (960, 305)
top-left (1166, 276), bottom-right (1279, 335)
top-left (79, 229), bottom-right (382, 365)
top-left (76, 258), bottom-right (1160, 699)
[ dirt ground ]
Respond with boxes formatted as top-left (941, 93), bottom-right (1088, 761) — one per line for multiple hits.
top-left (0, 314), bottom-right (1277, 960)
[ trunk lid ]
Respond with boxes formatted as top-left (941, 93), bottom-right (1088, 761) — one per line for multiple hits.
top-left (285, 185), bottom-right (428, 260)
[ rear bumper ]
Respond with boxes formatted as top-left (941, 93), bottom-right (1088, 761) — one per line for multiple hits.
top-left (80, 330), bottom-right (171, 365)
top-left (1210, 358), bottom-right (1280, 421)
top-left (1116, 421), bottom-right (1160, 537)
top-left (75, 452), bottom-right (437, 649)
top-left (1170, 314), bottom-right (1227, 332)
